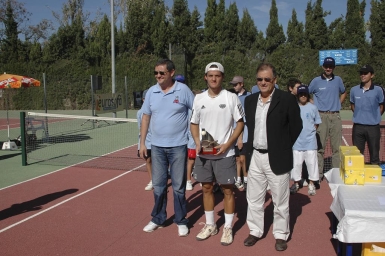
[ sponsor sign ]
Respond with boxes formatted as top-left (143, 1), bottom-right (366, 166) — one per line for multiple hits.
top-left (95, 93), bottom-right (124, 114)
top-left (319, 49), bottom-right (358, 65)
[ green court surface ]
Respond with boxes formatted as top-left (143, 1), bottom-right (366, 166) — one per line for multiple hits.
top-left (0, 110), bottom-right (140, 189)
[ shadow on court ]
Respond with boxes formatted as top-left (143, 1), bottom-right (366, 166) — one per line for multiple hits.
top-left (0, 188), bottom-right (79, 221)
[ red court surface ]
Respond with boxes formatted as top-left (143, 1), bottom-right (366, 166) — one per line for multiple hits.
top-left (1, 146), bottom-right (340, 256)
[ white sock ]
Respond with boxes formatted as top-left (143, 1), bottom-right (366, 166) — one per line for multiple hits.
top-left (205, 211), bottom-right (215, 225)
top-left (224, 213), bottom-right (234, 228)
top-left (237, 176), bottom-right (241, 182)
top-left (243, 177), bottom-right (248, 183)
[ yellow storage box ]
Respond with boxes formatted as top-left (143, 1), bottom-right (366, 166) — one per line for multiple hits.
top-left (362, 242), bottom-right (385, 256)
top-left (364, 165), bottom-right (382, 184)
top-left (343, 168), bottom-right (365, 185)
top-left (341, 152), bottom-right (365, 170)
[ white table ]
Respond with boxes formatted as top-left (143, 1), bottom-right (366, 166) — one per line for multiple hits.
top-left (325, 168), bottom-right (385, 255)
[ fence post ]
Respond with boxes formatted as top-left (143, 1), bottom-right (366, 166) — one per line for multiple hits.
top-left (20, 111), bottom-right (27, 166)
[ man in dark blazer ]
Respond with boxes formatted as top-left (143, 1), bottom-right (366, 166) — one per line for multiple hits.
top-left (243, 63), bottom-right (302, 252)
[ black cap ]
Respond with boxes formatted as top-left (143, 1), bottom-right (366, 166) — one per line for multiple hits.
top-left (359, 65), bottom-right (374, 74)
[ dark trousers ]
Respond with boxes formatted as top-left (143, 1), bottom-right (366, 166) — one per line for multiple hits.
top-left (352, 124), bottom-right (381, 164)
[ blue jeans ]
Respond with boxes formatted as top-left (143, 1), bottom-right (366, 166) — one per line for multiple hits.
top-left (150, 145), bottom-right (188, 225)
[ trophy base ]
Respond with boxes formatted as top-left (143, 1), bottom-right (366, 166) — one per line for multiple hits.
top-left (200, 147), bottom-right (219, 155)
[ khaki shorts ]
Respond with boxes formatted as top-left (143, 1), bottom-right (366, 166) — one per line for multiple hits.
top-left (193, 156), bottom-right (236, 185)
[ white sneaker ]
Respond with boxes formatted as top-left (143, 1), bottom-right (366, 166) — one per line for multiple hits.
top-left (302, 179), bottom-right (309, 187)
top-left (220, 227), bottom-right (233, 246)
top-left (186, 180), bottom-right (193, 191)
top-left (144, 181), bottom-right (153, 191)
top-left (308, 183), bottom-right (316, 196)
top-left (234, 181), bottom-right (244, 189)
top-left (143, 221), bottom-right (162, 232)
top-left (178, 224), bottom-right (189, 237)
top-left (196, 224), bottom-right (218, 241)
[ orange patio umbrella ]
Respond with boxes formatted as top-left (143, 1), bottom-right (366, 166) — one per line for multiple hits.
top-left (0, 73), bottom-right (41, 89)
top-left (0, 73), bottom-right (41, 149)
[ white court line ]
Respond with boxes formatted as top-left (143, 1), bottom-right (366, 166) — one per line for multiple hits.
top-left (342, 135), bottom-right (349, 146)
top-left (0, 162), bottom-right (146, 234)
top-left (0, 144), bottom-right (139, 191)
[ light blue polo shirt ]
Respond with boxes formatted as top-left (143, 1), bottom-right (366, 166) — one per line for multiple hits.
top-left (187, 109), bottom-right (196, 149)
top-left (350, 84), bottom-right (384, 125)
top-left (141, 81), bottom-right (194, 147)
top-left (251, 84), bottom-right (279, 94)
top-left (309, 74), bottom-right (345, 111)
top-left (137, 107), bottom-right (151, 149)
top-left (293, 102), bottom-right (322, 151)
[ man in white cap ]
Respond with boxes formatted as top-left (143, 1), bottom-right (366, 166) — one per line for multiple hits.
top-left (190, 62), bottom-right (244, 246)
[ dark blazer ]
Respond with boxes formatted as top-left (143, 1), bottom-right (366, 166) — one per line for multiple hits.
top-left (244, 89), bottom-right (302, 175)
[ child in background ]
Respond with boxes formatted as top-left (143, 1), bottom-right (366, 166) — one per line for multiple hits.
top-left (290, 85), bottom-right (321, 195)
top-left (137, 89), bottom-right (153, 191)
top-left (287, 78), bottom-right (309, 187)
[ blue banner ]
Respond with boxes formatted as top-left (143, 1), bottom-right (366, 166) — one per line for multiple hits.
top-left (319, 49), bottom-right (358, 65)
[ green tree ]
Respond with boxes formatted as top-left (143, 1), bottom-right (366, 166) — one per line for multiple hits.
top-left (265, 0), bottom-right (286, 54)
top-left (149, 0), bottom-right (168, 57)
top-left (237, 9), bottom-right (257, 53)
top-left (304, 0), bottom-right (329, 49)
top-left (204, 0), bottom-right (217, 45)
top-left (328, 17), bottom-right (345, 49)
top-left (223, 2), bottom-right (239, 52)
top-left (287, 9), bottom-right (304, 47)
top-left (0, 1), bottom-right (19, 64)
top-left (345, 0), bottom-right (366, 49)
top-left (369, 0), bottom-right (385, 83)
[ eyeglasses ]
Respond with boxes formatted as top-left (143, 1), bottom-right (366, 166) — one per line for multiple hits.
top-left (257, 77), bottom-right (274, 82)
top-left (298, 93), bottom-right (307, 97)
top-left (232, 83), bottom-right (240, 86)
top-left (154, 71), bottom-right (168, 76)
top-left (360, 72), bottom-right (369, 76)
top-left (323, 65), bottom-right (335, 69)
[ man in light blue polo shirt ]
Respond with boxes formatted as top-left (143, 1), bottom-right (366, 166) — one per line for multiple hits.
top-left (309, 57), bottom-right (346, 182)
top-left (350, 64), bottom-right (384, 164)
top-left (139, 59), bottom-right (194, 237)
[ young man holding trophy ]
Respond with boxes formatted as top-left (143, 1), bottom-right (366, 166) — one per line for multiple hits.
top-left (190, 62), bottom-right (244, 246)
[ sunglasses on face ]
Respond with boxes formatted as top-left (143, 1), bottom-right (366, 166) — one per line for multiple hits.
top-left (298, 93), bottom-right (307, 97)
top-left (323, 65), bottom-right (335, 69)
top-left (154, 71), bottom-right (168, 76)
top-left (360, 72), bottom-right (369, 76)
top-left (256, 77), bottom-right (273, 82)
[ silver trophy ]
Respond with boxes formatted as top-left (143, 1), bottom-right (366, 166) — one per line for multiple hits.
top-left (201, 128), bottom-right (219, 155)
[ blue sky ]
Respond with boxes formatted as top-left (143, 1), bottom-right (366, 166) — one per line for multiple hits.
top-left (24, 0), bottom-right (372, 36)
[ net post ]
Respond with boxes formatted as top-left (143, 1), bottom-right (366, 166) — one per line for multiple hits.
top-left (20, 111), bottom-right (27, 166)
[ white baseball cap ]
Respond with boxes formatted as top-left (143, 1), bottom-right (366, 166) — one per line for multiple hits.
top-left (205, 62), bottom-right (224, 74)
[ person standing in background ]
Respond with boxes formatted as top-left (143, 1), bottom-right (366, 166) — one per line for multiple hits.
top-left (309, 57), bottom-right (346, 183)
top-left (229, 75), bottom-right (251, 191)
top-left (350, 65), bottom-right (384, 164)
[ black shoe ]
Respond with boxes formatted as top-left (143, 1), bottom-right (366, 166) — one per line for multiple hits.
top-left (275, 239), bottom-right (287, 251)
top-left (289, 183), bottom-right (299, 194)
top-left (243, 182), bottom-right (247, 192)
top-left (244, 234), bottom-right (259, 247)
top-left (314, 180), bottom-right (321, 190)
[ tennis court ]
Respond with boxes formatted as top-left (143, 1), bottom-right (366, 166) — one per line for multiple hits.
top-left (0, 110), bottom-right (382, 255)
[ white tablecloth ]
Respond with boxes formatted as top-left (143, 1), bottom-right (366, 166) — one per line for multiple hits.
top-left (325, 168), bottom-right (385, 243)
